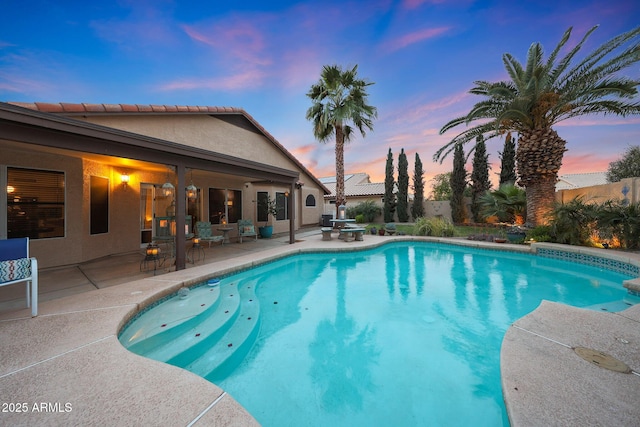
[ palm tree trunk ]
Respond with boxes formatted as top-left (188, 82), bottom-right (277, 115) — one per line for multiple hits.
top-left (524, 178), bottom-right (557, 226)
top-left (516, 127), bottom-right (567, 226)
top-left (335, 125), bottom-right (346, 216)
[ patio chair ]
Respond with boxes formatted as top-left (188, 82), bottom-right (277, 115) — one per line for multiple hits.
top-left (195, 221), bottom-right (223, 247)
top-left (238, 219), bottom-right (258, 243)
top-left (0, 237), bottom-right (38, 316)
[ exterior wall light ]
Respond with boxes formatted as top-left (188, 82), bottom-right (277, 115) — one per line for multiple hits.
top-left (121, 173), bottom-right (130, 189)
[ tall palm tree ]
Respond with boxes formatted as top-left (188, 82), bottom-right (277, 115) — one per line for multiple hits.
top-left (435, 26), bottom-right (640, 226)
top-left (306, 64), bottom-right (377, 214)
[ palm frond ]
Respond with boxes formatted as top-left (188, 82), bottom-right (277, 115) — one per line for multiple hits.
top-left (549, 26), bottom-right (598, 85)
top-left (560, 26), bottom-right (640, 88)
top-left (502, 54), bottom-right (525, 89)
top-left (434, 122), bottom-right (502, 162)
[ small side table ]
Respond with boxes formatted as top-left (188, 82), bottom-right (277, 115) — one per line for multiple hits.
top-left (187, 238), bottom-right (205, 264)
top-left (217, 227), bottom-right (233, 244)
top-left (140, 243), bottom-right (165, 274)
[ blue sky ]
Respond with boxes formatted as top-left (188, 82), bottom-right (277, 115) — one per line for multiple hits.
top-left (2, 0), bottom-right (639, 187)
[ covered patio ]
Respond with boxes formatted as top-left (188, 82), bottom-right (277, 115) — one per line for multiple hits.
top-left (1, 102), bottom-right (307, 272)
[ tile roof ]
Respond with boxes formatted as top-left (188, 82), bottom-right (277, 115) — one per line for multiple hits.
top-left (7, 102), bottom-right (244, 115)
top-left (320, 173), bottom-right (387, 198)
top-left (7, 102), bottom-right (330, 194)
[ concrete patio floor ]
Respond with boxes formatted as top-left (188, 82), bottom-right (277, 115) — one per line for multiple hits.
top-left (1, 231), bottom-right (639, 426)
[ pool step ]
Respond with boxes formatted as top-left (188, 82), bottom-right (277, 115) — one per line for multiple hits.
top-left (186, 279), bottom-right (261, 381)
top-left (145, 281), bottom-right (244, 366)
top-left (121, 285), bottom-right (222, 354)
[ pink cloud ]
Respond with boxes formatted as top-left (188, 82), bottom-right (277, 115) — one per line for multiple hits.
top-left (382, 26), bottom-right (451, 52)
top-left (182, 21), bottom-right (271, 67)
top-left (557, 116), bottom-right (640, 127)
top-left (158, 69), bottom-right (267, 91)
top-left (560, 153), bottom-right (612, 175)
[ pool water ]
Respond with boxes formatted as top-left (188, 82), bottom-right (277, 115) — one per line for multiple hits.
top-left (119, 242), bottom-right (637, 426)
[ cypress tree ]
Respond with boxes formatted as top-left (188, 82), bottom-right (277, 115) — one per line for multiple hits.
top-left (499, 133), bottom-right (517, 186)
top-left (450, 144), bottom-right (467, 223)
top-left (470, 135), bottom-right (491, 222)
top-left (397, 148), bottom-right (409, 222)
top-left (411, 153), bottom-right (425, 220)
top-left (384, 148), bottom-right (396, 223)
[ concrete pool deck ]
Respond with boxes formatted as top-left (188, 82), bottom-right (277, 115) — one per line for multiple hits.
top-left (1, 230), bottom-right (639, 426)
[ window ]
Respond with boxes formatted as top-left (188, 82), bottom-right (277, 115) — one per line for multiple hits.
top-left (257, 191), bottom-right (268, 223)
top-left (305, 194), bottom-right (316, 207)
top-left (276, 192), bottom-right (289, 220)
top-left (90, 176), bottom-right (109, 234)
top-left (209, 188), bottom-right (242, 224)
top-left (7, 167), bottom-right (65, 239)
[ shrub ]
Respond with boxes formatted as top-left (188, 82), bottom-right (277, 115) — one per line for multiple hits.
top-left (414, 217), bottom-right (455, 237)
top-left (526, 225), bottom-right (552, 242)
top-left (355, 214), bottom-right (365, 224)
top-left (478, 183), bottom-right (526, 224)
top-left (596, 201), bottom-right (640, 250)
top-left (548, 197), bottom-right (598, 246)
top-left (346, 200), bottom-right (381, 222)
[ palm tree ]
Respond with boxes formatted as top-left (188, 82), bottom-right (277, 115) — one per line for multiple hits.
top-left (435, 26), bottom-right (640, 226)
top-left (306, 64), bottom-right (377, 214)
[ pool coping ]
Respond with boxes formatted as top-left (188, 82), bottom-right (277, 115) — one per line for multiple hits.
top-left (1, 236), bottom-right (639, 426)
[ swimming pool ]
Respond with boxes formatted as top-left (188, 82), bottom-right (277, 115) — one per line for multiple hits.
top-left (119, 241), bottom-right (637, 426)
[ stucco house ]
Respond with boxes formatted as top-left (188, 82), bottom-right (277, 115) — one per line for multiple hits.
top-left (1, 102), bottom-right (329, 271)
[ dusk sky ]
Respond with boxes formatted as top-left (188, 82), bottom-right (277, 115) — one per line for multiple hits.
top-left (2, 0), bottom-right (639, 188)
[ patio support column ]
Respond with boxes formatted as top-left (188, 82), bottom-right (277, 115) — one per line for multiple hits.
top-left (288, 179), bottom-right (296, 244)
top-left (175, 163), bottom-right (186, 270)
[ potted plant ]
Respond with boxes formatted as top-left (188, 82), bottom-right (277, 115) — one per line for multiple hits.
top-left (385, 223), bottom-right (397, 236)
top-left (506, 225), bottom-right (526, 243)
top-left (258, 195), bottom-right (279, 238)
top-left (493, 230), bottom-right (507, 243)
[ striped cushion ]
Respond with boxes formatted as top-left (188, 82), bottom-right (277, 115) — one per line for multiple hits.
top-left (0, 258), bottom-right (32, 283)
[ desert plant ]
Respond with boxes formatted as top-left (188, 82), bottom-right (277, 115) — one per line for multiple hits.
top-left (526, 225), bottom-right (552, 242)
top-left (548, 197), bottom-right (598, 246)
top-left (306, 64), bottom-right (377, 217)
top-left (258, 194), bottom-right (279, 226)
top-left (346, 200), bottom-right (381, 222)
top-left (596, 201), bottom-right (640, 249)
top-left (478, 183), bottom-right (526, 223)
top-left (414, 217), bottom-right (455, 237)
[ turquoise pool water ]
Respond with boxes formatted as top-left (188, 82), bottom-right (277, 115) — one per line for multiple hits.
top-left (119, 242), bottom-right (637, 426)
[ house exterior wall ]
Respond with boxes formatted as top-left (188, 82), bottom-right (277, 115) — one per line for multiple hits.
top-left (79, 114), bottom-right (324, 227)
top-left (80, 115), bottom-right (294, 171)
